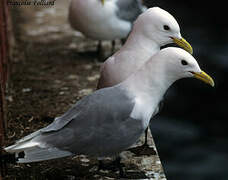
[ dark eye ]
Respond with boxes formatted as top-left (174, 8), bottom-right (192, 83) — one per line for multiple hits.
top-left (181, 60), bottom-right (188, 66)
top-left (163, 25), bottom-right (170, 30)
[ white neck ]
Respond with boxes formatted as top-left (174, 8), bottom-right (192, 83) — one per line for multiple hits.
top-left (123, 28), bottom-right (160, 63)
top-left (120, 58), bottom-right (176, 127)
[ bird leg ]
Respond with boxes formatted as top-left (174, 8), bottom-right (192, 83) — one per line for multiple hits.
top-left (96, 40), bottom-right (107, 62)
top-left (143, 127), bottom-right (148, 147)
top-left (97, 40), bottom-right (102, 56)
top-left (127, 127), bottom-right (156, 156)
top-left (115, 156), bottom-right (125, 177)
top-left (111, 40), bottom-right (116, 54)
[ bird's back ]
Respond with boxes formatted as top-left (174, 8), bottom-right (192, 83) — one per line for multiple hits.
top-left (116, 0), bottom-right (146, 23)
top-left (34, 86), bottom-right (144, 157)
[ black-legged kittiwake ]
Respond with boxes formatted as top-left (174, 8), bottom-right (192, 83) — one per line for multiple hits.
top-left (97, 7), bottom-right (193, 147)
top-left (5, 47), bottom-right (214, 176)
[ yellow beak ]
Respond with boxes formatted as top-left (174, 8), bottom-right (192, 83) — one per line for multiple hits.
top-left (172, 37), bottom-right (193, 55)
top-left (192, 71), bottom-right (215, 87)
top-left (101, 0), bottom-right (105, 5)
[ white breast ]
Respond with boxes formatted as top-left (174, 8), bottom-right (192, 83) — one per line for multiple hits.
top-left (130, 96), bottom-right (156, 129)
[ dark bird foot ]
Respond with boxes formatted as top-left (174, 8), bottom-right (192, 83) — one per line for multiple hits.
top-left (128, 126), bottom-right (156, 156)
top-left (96, 40), bottom-right (107, 62)
top-left (128, 143), bottom-right (157, 156)
top-left (98, 157), bottom-right (126, 178)
top-left (0, 151), bottom-right (18, 176)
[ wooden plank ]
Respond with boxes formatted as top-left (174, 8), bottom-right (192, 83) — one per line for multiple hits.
top-left (0, 85), bottom-right (3, 180)
top-left (0, 0), bottom-right (10, 178)
top-left (0, 0), bottom-right (10, 127)
top-left (0, 0), bottom-right (5, 139)
top-left (0, 0), bottom-right (9, 88)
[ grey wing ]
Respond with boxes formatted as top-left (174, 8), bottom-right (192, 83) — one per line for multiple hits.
top-left (36, 87), bottom-right (144, 157)
top-left (42, 86), bottom-right (132, 132)
top-left (12, 95), bottom-right (92, 144)
top-left (116, 0), bottom-right (145, 23)
top-left (41, 94), bottom-right (93, 133)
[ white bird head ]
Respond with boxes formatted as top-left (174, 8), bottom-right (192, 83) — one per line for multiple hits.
top-left (134, 7), bottom-right (193, 54)
top-left (150, 47), bottom-right (214, 87)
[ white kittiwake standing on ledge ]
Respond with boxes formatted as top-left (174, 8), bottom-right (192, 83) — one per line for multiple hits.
top-left (4, 48), bottom-right (214, 176)
top-left (97, 7), bottom-right (193, 148)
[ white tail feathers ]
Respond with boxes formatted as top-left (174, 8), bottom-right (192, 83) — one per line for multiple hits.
top-left (4, 130), bottom-right (73, 163)
top-left (5, 141), bottom-right (73, 163)
top-left (17, 147), bottom-right (73, 163)
top-left (5, 129), bottom-right (43, 153)
top-left (5, 141), bottom-right (40, 153)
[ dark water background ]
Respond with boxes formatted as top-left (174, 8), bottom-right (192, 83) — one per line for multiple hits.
top-left (144, 1), bottom-right (228, 179)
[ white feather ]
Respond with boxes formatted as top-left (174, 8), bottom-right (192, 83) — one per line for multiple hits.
top-left (5, 129), bottom-right (73, 163)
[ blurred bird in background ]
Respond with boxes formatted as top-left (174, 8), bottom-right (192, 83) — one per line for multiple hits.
top-left (68, 0), bottom-right (147, 58)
